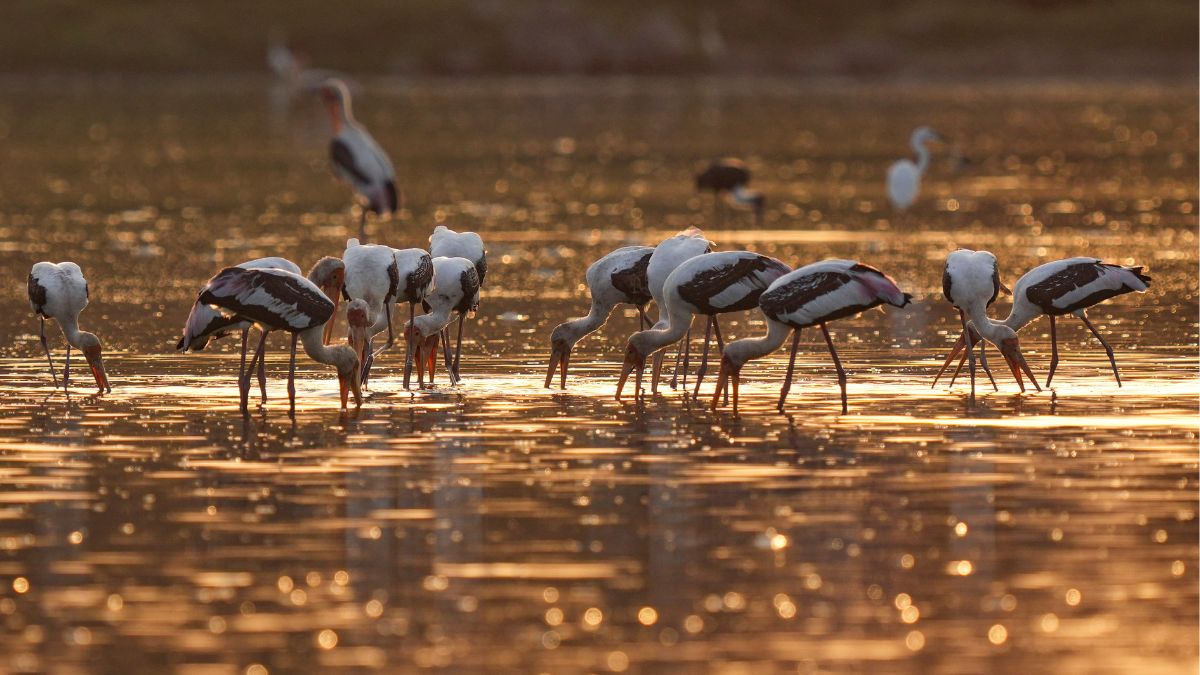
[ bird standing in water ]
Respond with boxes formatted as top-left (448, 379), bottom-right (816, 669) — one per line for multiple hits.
top-left (28, 262), bottom-right (111, 394)
top-left (712, 260), bottom-right (912, 415)
top-left (318, 78), bottom-right (398, 241)
top-left (695, 158), bottom-right (764, 225)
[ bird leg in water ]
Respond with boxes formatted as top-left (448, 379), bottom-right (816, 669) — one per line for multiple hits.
top-left (960, 312), bottom-right (978, 400)
top-left (38, 317), bottom-right (60, 389)
top-left (821, 323), bottom-right (849, 414)
top-left (676, 324), bottom-right (692, 390)
top-left (932, 331), bottom-right (966, 387)
top-left (452, 314), bottom-right (465, 380)
top-left (778, 330), bottom-right (802, 413)
top-left (691, 317), bottom-right (714, 400)
top-left (977, 341), bottom-right (999, 391)
top-left (441, 328), bottom-right (457, 386)
top-left (287, 333), bottom-right (298, 417)
top-left (63, 344), bottom-right (71, 390)
top-left (258, 331), bottom-right (269, 405)
top-left (712, 318), bottom-right (729, 407)
top-left (1079, 312), bottom-right (1122, 387)
top-left (238, 327), bottom-right (249, 389)
top-left (241, 330), bottom-right (268, 414)
top-left (651, 350), bottom-right (665, 394)
top-left (1046, 315), bottom-right (1060, 387)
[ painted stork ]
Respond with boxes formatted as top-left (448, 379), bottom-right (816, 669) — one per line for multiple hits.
top-left (28, 262), bottom-right (110, 393)
top-left (318, 78), bottom-right (397, 241)
top-left (887, 127), bottom-right (942, 211)
top-left (429, 226), bottom-right (486, 378)
top-left (711, 260), bottom-right (912, 415)
top-left (184, 264), bottom-right (362, 414)
top-left (178, 257), bottom-right (344, 409)
top-left (931, 249), bottom-right (1010, 396)
top-left (342, 238), bottom-right (433, 386)
top-left (695, 158), bottom-right (764, 224)
top-left (960, 258), bottom-right (1150, 388)
top-left (404, 257), bottom-right (481, 389)
top-left (546, 245), bottom-right (654, 388)
top-left (616, 251), bottom-right (791, 402)
top-left (646, 227), bottom-right (713, 393)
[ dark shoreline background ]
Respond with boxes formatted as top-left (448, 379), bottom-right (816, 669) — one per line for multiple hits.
top-left (6, 0), bottom-right (1195, 79)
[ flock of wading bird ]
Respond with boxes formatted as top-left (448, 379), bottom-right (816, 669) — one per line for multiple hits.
top-left (25, 80), bottom-right (1152, 416)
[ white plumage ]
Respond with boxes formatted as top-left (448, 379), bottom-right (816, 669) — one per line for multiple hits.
top-left (28, 261), bottom-right (110, 393)
top-left (429, 225), bottom-right (487, 285)
top-left (887, 126), bottom-right (941, 211)
top-left (546, 245), bottom-right (654, 388)
top-left (713, 259), bottom-right (911, 413)
top-left (404, 257), bottom-right (481, 388)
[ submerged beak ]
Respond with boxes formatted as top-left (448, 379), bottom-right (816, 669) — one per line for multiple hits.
top-left (711, 356), bottom-right (740, 413)
top-left (615, 344), bottom-right (644, 402)
top-left (339, 365), bottom-right (363, 410)
top-left (84, 347), bottom-right (110, 393)
top-left (1000, 338), bottom-right (1041, 393)
top-left (545, 343), bottom-right (571, 389)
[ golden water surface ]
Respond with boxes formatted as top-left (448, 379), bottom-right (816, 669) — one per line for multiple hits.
top-left (0, 78), bottom-right (1195, 674)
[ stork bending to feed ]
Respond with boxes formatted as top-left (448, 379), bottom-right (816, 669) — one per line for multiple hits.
top-left (712, 260), bottom-right (911, 415)
top-left (931, 248), bottom-right (1008, 396)
top-left (429, 226), bottom-right (486, 379)
top-left (645, 227), bottom-right (712, 393)
top-left (616, 251), bottom-right (791, 402)
top-left (179, 257), bottom-right (344, 410)
top-left (184, 263), bottom-right (362, 414)
top-left (318, 79), bottom-right (397, 241)
top-left (343, 238), bottom-right (433, 386)
top-left (28, 262), bottom-right (111, 393)
top-left (546, 245), bottom-right (654, 388)
top-left (946, 257), bottom-right (1150, 389)
top-left (404, 257), bottom-right (481, 389)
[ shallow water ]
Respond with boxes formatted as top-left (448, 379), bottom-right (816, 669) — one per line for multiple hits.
top-left (0, 77), bottom-right (1196, 673)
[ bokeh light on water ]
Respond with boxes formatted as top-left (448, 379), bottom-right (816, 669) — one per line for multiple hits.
top-left (0, 79), bottom-right (1195, 672)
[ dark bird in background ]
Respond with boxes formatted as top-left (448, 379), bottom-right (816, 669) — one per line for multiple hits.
top-left (695, 158), bottom-right (764, 225)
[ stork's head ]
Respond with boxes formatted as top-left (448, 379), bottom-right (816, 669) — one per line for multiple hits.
top-left (986, 324), bottom-right (1040, 394)
top-left (78, 332), bottom-right (111, 393)
top-left (316, 79), bottom-right (352, 126)
top-left (545, 323), bottom-right (576, 389)
top-left (912, 126), bottom-right (944, 147)
top-left (345, 299), bottom-right (371, 369)
top-left (308, 256), bottom-right (346, 344)
top-left (330, 344), bottom-right (363, 410)
top-left (615, 334), bottom-right (655, 402)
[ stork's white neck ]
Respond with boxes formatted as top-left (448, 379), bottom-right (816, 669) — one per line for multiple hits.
top-left (58, 313), bottom-right (85, 348)
top-left (725, 319), bottom-right (792, 367)
top-left (300, 324), bottom-right (340, 366)
top-left (413, 307), bottom-right (453, 338)
top-left (560, 299), bottom-right (615, 347)
top-left (631, 302), bottom-right (694, 357)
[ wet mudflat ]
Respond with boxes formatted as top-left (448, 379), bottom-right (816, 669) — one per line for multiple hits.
top-left (0, 77), bottom-right (1195, 673)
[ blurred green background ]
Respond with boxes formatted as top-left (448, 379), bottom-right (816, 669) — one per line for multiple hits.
top-left (3, 0), bottom-right (1195, 78)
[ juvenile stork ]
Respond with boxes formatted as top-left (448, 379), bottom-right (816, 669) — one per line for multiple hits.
top-left (546, 245), bottom-right (653, 388)
top-left (955, 258), bottom-right (1150, 388)
top-left (711, 260), bottom-right (912, 415)
top-left (318, 78), bottom-right (397, 240)
top-left (178, 257), bottom-right (344, 409)
top-left (695, 158), bottom-right (764, 224)
top-left (184, 264), bottom-right (362, 414)
top-left (342, 238), bottom-right (433, 385)
top-left (617, 251), bottom-right (791, 402)
top-left (646, 227), bottom-right (712, 393)
top-left (887, 126), bottom-right (942, 211)
top-left (404, 257), bottom-right (481, 389)
top-left (429, 225), bottom-right (486, 378)
top-left (28, 261), bottom-right (110, 393)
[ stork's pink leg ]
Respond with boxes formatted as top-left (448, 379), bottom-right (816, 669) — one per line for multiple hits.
top-left (777, 330), bottom-right (801, 413)
top-left (1046, 315), bottom-right (1060, 387)
top-left (691, 317), bottom-right (714, 400)
top-left (287, 333), bottom-right (298, 416)
top-left (821, 323), bottom-right (848, 414)
top-left (257, 330), bottom-right (269, 405)
top-left (1079, 313), bottom-right (1121, 386)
